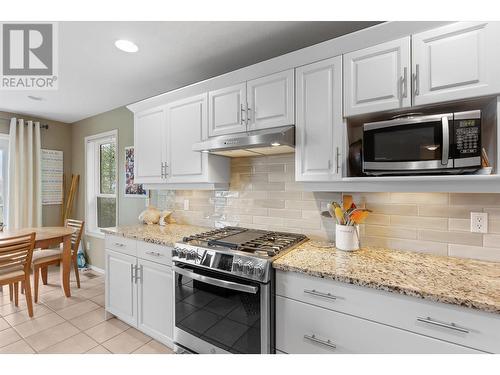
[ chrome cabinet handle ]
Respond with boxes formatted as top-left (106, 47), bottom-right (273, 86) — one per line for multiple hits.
top-left (401, 67), bottom-right (408, 98)
top-left (304, 289), bottom-right (338, 301)
top-left (114, 242), bottom-right (125, 247)
top-left (304, 334), bottom-right (336, 349)
top-left (160, 162), bottom-right (165, 179)
top-left (246, 105), bottom-right (251, 122)
top-left (165, 163), bottom-right (169, 177)
top-left (414, 64), bottom-right (420, 96)
top-left (130, 263), bottom-right (135, 283)
top-left (417, 316), bottom-right (469, 334)
top-left (146, 251), bottom-right (163, 257)
top-left (240, 103), bottom-right (246, 125)
top-left (335, 147), bottom-right (340, 174)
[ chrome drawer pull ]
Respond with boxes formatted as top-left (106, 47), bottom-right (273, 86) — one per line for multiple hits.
top-left (304, 289), bottom-right (337, 300)
top-left (114, 242), bottom-right (125, 247)
top-left (146, 251), bottom-right (163, 257)
top-left (304, 334), bottom-right (336, 349)
top-left (417, 316), bottom-right (469, 334)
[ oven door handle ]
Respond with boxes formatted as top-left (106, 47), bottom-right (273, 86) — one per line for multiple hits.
top-left (173, 265), bottom-right (258, 294)
top-left (441, 116), bottom-right (450, 166)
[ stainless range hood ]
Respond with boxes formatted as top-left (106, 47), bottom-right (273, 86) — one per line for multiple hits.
top-left (192, 125), bottom-right (295, 157)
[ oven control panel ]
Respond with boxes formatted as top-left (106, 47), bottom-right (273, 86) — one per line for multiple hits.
top-left (172, 243), bottom-right (270, 282)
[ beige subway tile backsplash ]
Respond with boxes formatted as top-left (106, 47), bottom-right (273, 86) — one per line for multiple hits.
top-left (448, 244), bottom-right (500, 262)
top-left (418, 230), bottom-right (483, 246)
top-left (152, 153), bottom-right (500, 262)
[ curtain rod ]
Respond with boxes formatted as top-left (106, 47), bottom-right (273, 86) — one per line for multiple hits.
top-left (0, 116), bottom-right (49, 129)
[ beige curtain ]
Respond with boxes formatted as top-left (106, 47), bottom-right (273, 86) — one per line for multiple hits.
top-left (7, 118), bottom-right (42, 229)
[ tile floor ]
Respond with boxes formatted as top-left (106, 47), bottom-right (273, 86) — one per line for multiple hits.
top-left (0, 267), bottom-right (174, 354)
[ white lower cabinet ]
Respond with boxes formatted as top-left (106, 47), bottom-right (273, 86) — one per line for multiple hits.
top-left (276, 296), bottom-right (480, 354)
top-left (276, 271), bottom-right (498, 354)
top-left (105, 250), bottom-right (137, 327)
top-left (137, 259), bottom-right (173, 344)
top-left (105, 237), bottom-right (174, 348)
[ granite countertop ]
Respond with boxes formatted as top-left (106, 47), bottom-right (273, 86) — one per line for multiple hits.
top-left (102, 224), bottom-right (500, 314)
top-left (273, 242), bottom-right (500, 314)
top-left (101, 223), bottom-right (209, 247)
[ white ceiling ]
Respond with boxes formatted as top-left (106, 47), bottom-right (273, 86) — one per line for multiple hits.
top-left (0, 21), bottom-right (379, 123)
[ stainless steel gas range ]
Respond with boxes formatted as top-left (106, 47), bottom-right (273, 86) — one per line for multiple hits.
top-left (172, 226), bottom-right (307, 354)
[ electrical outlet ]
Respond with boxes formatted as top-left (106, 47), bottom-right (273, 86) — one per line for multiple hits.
top-left (86, 241), bottom-right (91, 250)
top-left (184, 199), bottom-right (189, 210)
top-left (471, 212), bottom-right (488, 233)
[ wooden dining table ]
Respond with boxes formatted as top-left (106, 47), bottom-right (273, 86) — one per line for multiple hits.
top-left (0, 226), bottom-right (76, 298)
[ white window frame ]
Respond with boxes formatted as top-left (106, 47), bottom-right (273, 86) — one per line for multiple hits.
top-left (0, 133), bottom-right (9, 227)
top-left (85, 130), bottom-right (118, 238)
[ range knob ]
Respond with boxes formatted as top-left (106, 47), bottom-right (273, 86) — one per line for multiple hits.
top-left (172, 248), bottom-right (179, 257)
top-left (254, 264), bottom-right (265, 278)
top-left (188, 250), bottom-right (197, 261)
top-left (243, 261), bottom-right (254, 275)
top-left (178, 249), bottom-right (186, 258)
top-left (233, 259), bottom-right (243, 272)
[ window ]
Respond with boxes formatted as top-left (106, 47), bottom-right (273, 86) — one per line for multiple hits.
top-left (0, 134), bottom-right (9, 226)
top-left (85, 130), bottom-right (117, 236)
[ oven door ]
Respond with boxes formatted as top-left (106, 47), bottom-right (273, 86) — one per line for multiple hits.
top-left (173, 263), bottom-right (271, 354)
top-left (363, 114), bottom-right (453, 174)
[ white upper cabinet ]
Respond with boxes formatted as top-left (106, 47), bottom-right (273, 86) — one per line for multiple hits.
top-left (295, 56), bottom-right (343, 181)
top-left (133, 106), bottom-right (167, 184)
top-left (247, 69), bottom-right (295, 130)
top-left (208, 83), bottom-right (247, 136)
top-left (165, 93), bottom-right (230, 185)
top-left (412, 22), bottom-right (500, 106)
top-left (166, 93), bottom-right (208, 183)
top-left (344, 37), bottom-right (411, 117)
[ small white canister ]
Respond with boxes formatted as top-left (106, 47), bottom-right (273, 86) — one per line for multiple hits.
top-left (335, 224), bottom-right (360, 251)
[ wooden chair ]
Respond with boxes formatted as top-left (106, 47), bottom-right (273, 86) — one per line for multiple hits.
top-left (0, 233), bottom-right (36, 317)
top-left (32, 219), bottom-right (85, 303)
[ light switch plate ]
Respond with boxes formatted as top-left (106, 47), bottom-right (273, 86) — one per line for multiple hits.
top-left (470, 212), bottom-right (488, 233)
top-left (184, 199), bottom-right (190, 210)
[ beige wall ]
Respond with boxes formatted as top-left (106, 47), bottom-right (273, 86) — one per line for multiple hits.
top-left (154, 153), bottom-right (500, 263)
top-left (0, 111), bottom-right (72, 226)
top-left (71, 106), bottom-right (147, 269)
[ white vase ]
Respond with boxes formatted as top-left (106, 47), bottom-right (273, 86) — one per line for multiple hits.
top-left (335, 224), bottom-right (360, 251)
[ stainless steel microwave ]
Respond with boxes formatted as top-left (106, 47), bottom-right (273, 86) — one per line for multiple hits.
top-left (362, 110), bottom-right (482, 175)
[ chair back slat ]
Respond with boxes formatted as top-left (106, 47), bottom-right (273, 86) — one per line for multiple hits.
top-left (0, 233), bottom-right (36, 273)
top-left (65, 219), bottom-right (85, 252)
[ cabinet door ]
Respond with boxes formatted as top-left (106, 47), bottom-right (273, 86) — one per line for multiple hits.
top-left (166, 93), bottom-right (208, 183)
top-left (134, 106), bottom-right (167, 184)
top-left (247, 69), bottom-right (294, 130)
top-left (412, 22), bottom-right (500, 106)
top-left (344, 37), bottom-right (411, 116)
top-left (295, 57), bottom-right (343, 181)
top-left (105, 249), bottom-right (137, 327)
top-left (137, 259), bottom-right (173, 346)
top-left (208, 83), bottom-right (247, 136)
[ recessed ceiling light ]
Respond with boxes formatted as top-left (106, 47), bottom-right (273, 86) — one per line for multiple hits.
top-left (115, 39), bottom-right (139, 53)
top-left (28, 95), bottom-right (44, 101)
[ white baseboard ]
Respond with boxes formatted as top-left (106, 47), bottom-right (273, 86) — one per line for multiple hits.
top-left (86, 264), bottom-right (105, 274)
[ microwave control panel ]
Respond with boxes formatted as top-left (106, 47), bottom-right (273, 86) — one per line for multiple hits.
top-left (454, 119), bottom-right (481, 157)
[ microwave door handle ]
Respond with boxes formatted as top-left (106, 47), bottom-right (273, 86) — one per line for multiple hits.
top-left (441, 116), bottom-right (450, 166)
top-left (173, 265), bottom-right (258, 294)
